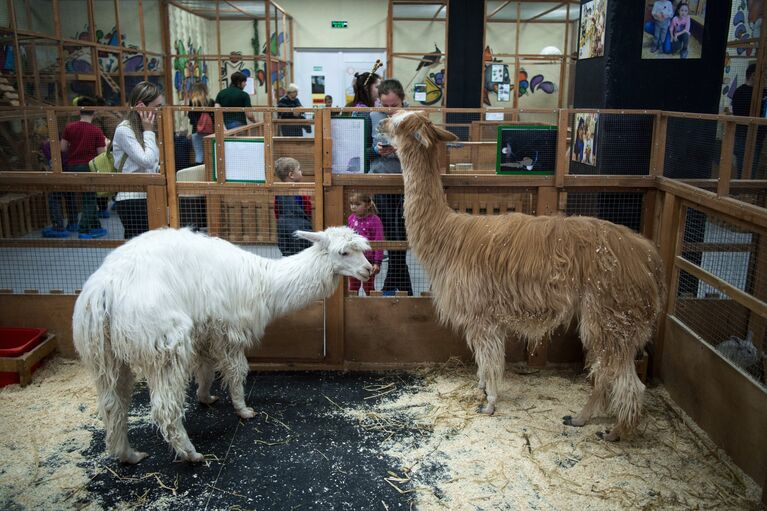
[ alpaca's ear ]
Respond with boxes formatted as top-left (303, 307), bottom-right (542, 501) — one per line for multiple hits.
top-left (294, 230), bottom-right (326, 246)
top-left (433, 125), bottom-right (459, 142)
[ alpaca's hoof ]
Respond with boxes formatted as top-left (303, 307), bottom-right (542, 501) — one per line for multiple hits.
top-left (198, 394), bottom-right (219, 405)
top-left (596, 430), bottom-right (620, 442)
top-left (478, 403), bottom-right (495, 415)
top-left (563, 415), bottom-right (586, 427)
top-left (236, 407), bottom-right (256, 419)
top-left (120, 450), bottom-right (149, 464)
top-left (183, 451), bottom-right (205, 463)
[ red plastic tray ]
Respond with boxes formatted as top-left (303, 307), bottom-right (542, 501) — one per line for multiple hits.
top-left (0, 327), bottom-right (49, 357)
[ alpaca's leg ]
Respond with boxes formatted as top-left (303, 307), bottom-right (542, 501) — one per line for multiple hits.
top-left (146, 365), bottom-right (202, 462)
top-left (469, 327), bottom-right (505, 415)
top-left (195, 356), bottom-right (219, 405)
top-left (95, 360), bottom-right (147, 464)
top-left (563, 374), bottom-right (608, 427)
top-left (477, 366), bottom-right (486, 393)
top-left (220, 349), bottom-right (254, 419)
top-left (600, 354), bottom-right (645, 442)
top-left (564, 306), bottom-right (609, 428)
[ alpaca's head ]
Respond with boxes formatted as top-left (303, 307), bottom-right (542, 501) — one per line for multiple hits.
top-left (295, 227), bottom-right (373, 281)
top-left (378, 110), bottom-right (458, 150)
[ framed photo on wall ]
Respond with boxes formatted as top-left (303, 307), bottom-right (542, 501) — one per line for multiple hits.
top-left (578, 0), bottom-right (607, 59)
top-left (642, 0), bottom-right (706, 59)
top-left (572, 113), bottom-right (599, 167)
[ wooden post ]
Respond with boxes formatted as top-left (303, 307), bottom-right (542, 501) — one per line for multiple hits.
top-left (718, 120), bottom-right (736, 196)
top-left (159, 0), bottom-right (173, 103)
top-left (214, 109), bottom-right (225, 183)
top-left (265, 0), bottom-right (273, 106)
top-left (324, 186), bottom-right (345, 363)
top-left (313, 109), bottom-right (324, 231)
top-left (650, 113), bottom-right (668, 177)
top-left (161, 109), bottom-right (179, 228)
top-left (264, 108), bottom-right (274, 184)
top-left (46, 110), bottom-right (62, 173)
top-left (555, 108), bottom-right (568, 188)
top-left (653, 192), bottom-right (683, 378)
top-left (114, 0), bottom-right (126, 105)
top-left (641, 189), bottom-right (658, 241)
top-left (146, 184), bottom-right (167, 230)
top-left (322, 106), bottom-right (332, 186)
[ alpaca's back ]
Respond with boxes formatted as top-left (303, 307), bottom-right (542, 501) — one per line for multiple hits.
top-left (74, 228), bottom-right (271, 366)
top-left (421, 213), bottom-right (664, 342)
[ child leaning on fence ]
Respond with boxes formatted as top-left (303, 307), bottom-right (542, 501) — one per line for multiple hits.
top-left (273, 157), bottom-right (313, 256)
top-left (347, 192), bottom-right (383, 295)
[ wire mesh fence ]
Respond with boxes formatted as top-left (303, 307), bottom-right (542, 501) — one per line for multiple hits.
top-left (673, 205), bottom-right (766, 388)
top-left (564, 191), bottom-right (644, 232)
top-left (664, 116), bottom-right (721, 180)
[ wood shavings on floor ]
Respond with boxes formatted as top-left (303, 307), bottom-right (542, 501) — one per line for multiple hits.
top-left (0, 357), bottom-right (761, 510)
top-left (0, 358), bottom-right (102, 509)
top-left (368, 359), bottom-right (762, 510)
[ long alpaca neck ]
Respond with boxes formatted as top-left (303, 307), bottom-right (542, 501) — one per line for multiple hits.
top-left (397, 141), bottom-right (453, 263)
top-left (262, 246), bottom-right (339, 318)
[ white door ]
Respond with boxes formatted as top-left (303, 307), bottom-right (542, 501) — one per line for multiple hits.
top-left (293, 49), bottom-right (386, 109)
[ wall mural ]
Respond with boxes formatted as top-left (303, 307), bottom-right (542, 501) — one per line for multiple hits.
top-left (720, 1), bottom-right (764, 112)
top-left (174, 38), bottom-right (208, 103)
top-left (66, 26), bottom-right (159, 103)
top-left (403, 45), bottom-right (444, 106)
top-left (482, 46), bottom-right (556, 106)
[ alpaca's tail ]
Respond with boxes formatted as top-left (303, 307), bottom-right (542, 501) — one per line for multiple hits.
top-left (73, 282), bottom-right (119, 384)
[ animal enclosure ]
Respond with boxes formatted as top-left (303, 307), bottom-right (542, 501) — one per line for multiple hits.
top-left (0, 105), bottom-right (765, 493)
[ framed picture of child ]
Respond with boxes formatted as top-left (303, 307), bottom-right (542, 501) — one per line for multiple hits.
top-left (572, 113), bottom-right (599, 167)
top-left (578, 0), bottom-right (607, 59)
top-left (642, 0), bottom-right (706, 59)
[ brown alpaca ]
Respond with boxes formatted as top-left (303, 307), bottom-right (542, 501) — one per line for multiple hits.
top-left (378, 111), bottom-right (666, 441)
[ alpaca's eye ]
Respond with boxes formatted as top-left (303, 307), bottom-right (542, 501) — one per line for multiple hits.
top-left (340, 251), bottom-right (349, 256)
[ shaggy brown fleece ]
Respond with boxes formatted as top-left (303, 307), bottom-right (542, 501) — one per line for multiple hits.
top-left (379, 111), bottom-right (666, 441)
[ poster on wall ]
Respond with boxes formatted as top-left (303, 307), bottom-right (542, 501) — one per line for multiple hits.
top-left (414, 83), bottom-right (427, 102)
top-left (642, 0), bottom-right (706, 59)
top-left (311, 75), bottom-right (326, 106)
top-left (578, 0), bottom-right (607, 59)
top-left (496, 126), bottom-right (557, 175)
top-left (572, 113), bottom-right (599, 167)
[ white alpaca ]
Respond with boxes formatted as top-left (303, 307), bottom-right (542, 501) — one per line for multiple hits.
top-left (73, 227), bottom-right (372, 463)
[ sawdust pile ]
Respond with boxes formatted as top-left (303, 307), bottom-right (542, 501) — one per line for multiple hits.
top-left (0, 357), bottom-right (103, 509)
top-left (363, 360), bottom-right (762, 510)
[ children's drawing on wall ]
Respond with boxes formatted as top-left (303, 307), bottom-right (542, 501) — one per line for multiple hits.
top-left (731, 0), bottom-right (763, 55)
top-left (482, 47), bottom-right (556, 106)
top-left (403, 45), bottom-right (444, 106)
top-left (578, 0), bottom-right (607, 59)
top-left (67, 26), bottom-right (158, 102)
top-left (572, 113), bottom-right (599, 166)
top-left (174, 39), bottom-right (208, 103)
top-left (642, 0), bottom-right (706, 59)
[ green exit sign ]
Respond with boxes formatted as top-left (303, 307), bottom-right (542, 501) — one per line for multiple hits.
top-left (331, 20), bottom-right (348, 28)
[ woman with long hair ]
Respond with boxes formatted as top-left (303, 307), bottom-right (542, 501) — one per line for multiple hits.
top-left (187, 81), bottom-right (214, 164)
top-left (112, 81), bottom-right (164, 239)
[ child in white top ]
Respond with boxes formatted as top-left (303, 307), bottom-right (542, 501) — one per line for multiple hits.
top-left (112, 81), bottom-right (164, 239)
